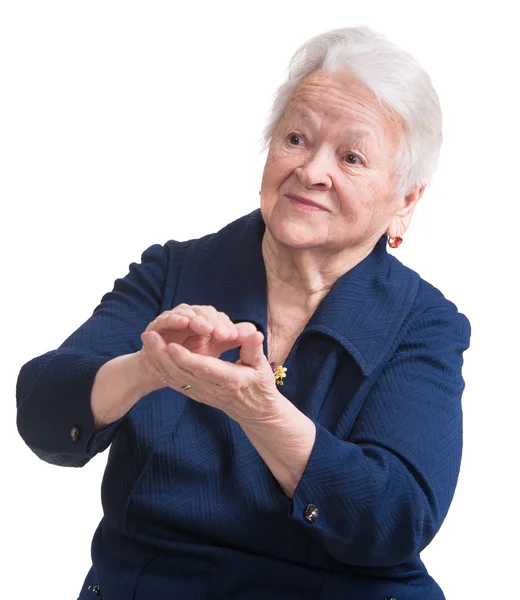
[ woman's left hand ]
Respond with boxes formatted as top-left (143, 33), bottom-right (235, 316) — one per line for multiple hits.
top-left (140, 320), bottom-right (284, 424)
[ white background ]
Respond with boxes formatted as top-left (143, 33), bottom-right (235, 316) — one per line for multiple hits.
top-left (1, 1), bottom-right (518, 598)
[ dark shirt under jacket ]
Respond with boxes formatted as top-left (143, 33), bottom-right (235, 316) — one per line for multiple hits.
top-left (16, 208), bottom-right (471, 600)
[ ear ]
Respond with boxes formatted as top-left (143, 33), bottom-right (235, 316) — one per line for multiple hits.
top-left (387, 185), bottom-right (425, 238)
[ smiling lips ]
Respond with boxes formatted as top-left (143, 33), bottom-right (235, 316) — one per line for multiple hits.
top-left (286, 194), bottom-right (328, 211)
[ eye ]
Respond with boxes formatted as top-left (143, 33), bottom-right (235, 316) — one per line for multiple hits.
top-left (344, 153), bottom-right (363, 165)
top-left (287, 133), bottom-right (304, 146)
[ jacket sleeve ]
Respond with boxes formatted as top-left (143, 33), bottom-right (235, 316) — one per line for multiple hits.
top-left (16, 242), bottom-right (170, 468)
top-left (288, 303), bottom-right (471, 567)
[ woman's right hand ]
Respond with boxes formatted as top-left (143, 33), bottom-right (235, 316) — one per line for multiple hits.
top-left (142, 303), bottom-right (244, 357)
top-left (93, 305), bottom-right (254, 427)
top-left (136, 304), bottom-right (255, 395)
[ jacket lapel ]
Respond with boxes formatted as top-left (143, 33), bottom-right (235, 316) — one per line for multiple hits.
top-left (174, 209), bottom-right (420, 376)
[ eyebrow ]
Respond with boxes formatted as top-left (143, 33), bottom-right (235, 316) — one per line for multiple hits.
top-left (291, 111), bottom-right (372, 140)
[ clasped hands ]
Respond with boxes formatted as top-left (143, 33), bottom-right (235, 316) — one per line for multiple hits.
top-left (138, 304), bottom-right (283, 424)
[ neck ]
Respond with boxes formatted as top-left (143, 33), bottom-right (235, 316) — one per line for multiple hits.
top-left (261, 227), bottom-right (377, 317)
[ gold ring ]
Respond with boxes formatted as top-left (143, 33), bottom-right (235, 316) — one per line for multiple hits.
top-left (181, 384), bottom-right (192, 392)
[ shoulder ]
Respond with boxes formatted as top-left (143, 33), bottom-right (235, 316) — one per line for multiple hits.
top-left (163, 210), bottom-right (256, 257)
top-left (386, 254), bottom-right (471, 350)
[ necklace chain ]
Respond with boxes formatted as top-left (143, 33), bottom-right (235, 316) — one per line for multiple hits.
top-left (267, 302), bottom-right (288, 385)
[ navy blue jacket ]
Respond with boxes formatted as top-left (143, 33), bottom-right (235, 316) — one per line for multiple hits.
top-left (16, 208), bottom-right (471, 600)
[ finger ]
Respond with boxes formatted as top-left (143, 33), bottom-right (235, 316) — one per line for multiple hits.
top-left (166, 341), bottom-right (237, 384)
top-left (141, 331), bottom-right (191, 389)
top-left (157, 305), bottom-right (236, 340)
top-left (188, 314), bottom-right (217, 335)
top-left (173, 303), bottom-right (197, 316)
top-left (137, 347), bottom-right (162, 380)
top-left (174, 305), bottom-right (222, 339)
top-left (160, 312), bottom-right (214, 335)
top-left (173, 304), bottom-right (237, 340)
top-left (145, 312), bottom-right (189, 333)
top-left (238, 330), bottom-right (266, 368)
top-left (191, 306), bottom-right (238, 339)
top-left (234, 322), bottom-right (260, 337)
top-left (169, 307), bottom-right (215, 333)
top-left (147, 311), bottom-right (213, 336)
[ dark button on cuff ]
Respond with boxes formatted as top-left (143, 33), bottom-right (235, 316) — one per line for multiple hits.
top-left (70, 425), bottom-right (81, 443)
top-left (88, 585), bottom-right (103, 598)
top-left (304, 504), bottom-right (319, 523)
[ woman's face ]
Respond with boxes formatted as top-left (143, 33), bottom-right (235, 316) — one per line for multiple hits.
top-left (260, 69), bottom-right (412, 254)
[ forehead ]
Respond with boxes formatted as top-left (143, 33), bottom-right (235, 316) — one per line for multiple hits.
top-left (284, 70), bottom-right (403, 144)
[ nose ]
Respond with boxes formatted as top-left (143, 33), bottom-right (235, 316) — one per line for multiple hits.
top-left (294, 147), bottom-right (333, 190)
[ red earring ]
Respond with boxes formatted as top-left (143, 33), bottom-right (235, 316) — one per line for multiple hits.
top-left (387, 236), bottom-right (403, 248)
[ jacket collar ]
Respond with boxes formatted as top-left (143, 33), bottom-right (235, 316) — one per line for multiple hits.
top-left (175, 208), bottom-right (419, 376)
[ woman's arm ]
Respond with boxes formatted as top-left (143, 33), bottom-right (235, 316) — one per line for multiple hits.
top-left (90, 351), bottom-right (159, 430)
top-left (16, 242), bottom-right (171, 467)
top-left (238, 400), bottom-right (316, 498)
top-left (237, 302), bottom-right (471, 567)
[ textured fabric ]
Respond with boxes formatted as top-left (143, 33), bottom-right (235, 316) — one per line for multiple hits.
top-left (16, 208), bottom-right (471, 600)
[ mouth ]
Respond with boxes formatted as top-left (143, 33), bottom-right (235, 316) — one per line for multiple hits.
top-left (286, 194), bottom-right (328, 211)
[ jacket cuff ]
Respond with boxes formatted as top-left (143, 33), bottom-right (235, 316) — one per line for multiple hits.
top-left (17, 352), bottom-right (123, 466)
top-left (288, 422), bottom-right (339, 527)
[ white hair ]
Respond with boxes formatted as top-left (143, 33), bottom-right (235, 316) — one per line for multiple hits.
top-left (261, 26), bottom-right (443, 199)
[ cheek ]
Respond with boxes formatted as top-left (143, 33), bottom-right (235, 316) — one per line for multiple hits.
top-left (260, 154), bottom-right (276, 189)
top-left (336, 174), bottom-right (389, 223)
top-left (262, 151), bottom-right (295, 189)
top-left (337, 176), bottom-right (374, 210)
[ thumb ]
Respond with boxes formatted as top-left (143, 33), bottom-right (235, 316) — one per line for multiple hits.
top-left (238, 330), bottom-right (266, 368)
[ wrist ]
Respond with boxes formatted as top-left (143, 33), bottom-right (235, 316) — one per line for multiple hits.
top-left (131, 350), bottom-right (164, 398)
top-left (91, 352), bottom-right (162, 431)
top-left (231, 389), bottom-right (287, 426)
top-left (238, 396), bottom-right (317, 461)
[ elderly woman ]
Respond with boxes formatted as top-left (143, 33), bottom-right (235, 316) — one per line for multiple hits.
top-left (16, 26), bottom-right (470, 600)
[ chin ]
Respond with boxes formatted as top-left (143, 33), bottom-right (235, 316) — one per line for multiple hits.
top-left (267, 217), bottom-right (324, 248)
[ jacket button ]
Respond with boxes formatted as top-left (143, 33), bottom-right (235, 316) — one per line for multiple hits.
top-left (88, 585), bottom-right (103, 598)
top-left (70, 426), bottom-right (81, 443)
top-left (304, 504), bottom-right (319, 523)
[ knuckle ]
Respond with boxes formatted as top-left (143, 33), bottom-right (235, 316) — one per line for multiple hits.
top-left (197, 305), bottom-right (217, 314)
top-left (192, 306), bottom-right (215, 323)
top-left (173, 307), bottom-right (193, 318)
top-left (194, 364), bottom-right (212, 378)
top-left (219, 312), bottom-right (233, 324)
